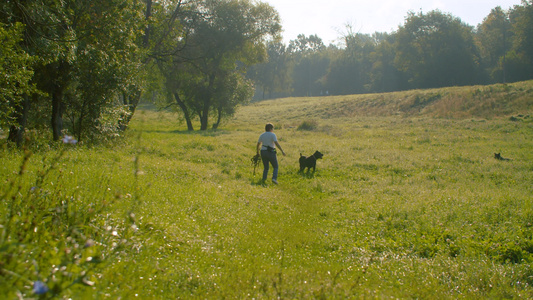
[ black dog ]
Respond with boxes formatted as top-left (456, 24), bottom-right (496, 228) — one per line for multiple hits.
top-left (494, 153), bottom-right (511, 161)
top-left (299, 151), bottom-right (324, 173)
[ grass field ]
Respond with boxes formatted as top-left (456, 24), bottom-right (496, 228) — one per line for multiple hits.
top-left (1, 81), bottom-right (533, 298)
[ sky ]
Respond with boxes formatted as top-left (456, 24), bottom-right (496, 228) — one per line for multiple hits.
top-left (262, 0), bottom-right (525, 45)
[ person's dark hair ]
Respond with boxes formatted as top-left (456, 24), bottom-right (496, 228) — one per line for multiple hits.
top-left (265, 123), bottom-right (274, 132)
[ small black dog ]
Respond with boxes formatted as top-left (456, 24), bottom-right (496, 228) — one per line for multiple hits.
top-left (494, 153), bottom-right (511, 161)
top-left (299, 151), bottom-right (324, 173)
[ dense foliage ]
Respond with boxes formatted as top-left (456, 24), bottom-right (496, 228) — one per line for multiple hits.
top-left (249, 1), bottom-right (533, 99)
top-left (1, 0), bottom-right (147, 143)
top-left (0, 0), bottom-right (280, 145)
top-left (0, 22), bottom-right (39, 146)
top-left (155, 0), bottom-right (280, 130)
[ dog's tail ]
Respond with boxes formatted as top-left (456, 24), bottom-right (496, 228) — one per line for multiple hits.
top-left (300, 153), bottom-right (303, 157)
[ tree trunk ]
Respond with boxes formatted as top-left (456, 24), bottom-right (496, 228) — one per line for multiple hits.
top-left (51, 84), bottom-right (64, 141)
top-left (144, 0), bottom-right (152, 48)
top-left (173, 92), bottom-right (194, 131)
top-left (200, 74), bottom-right (216, 131)
top-left (119, 89), bottom-right (141, 131)
top-left (200, 104), bottom-right (209, 131)
top-left (7, 95), bottom-right (31, 147)
top-left (76, 100), bottom-right (87, 143)
top-left (212, 107), bottom-right (222, 130)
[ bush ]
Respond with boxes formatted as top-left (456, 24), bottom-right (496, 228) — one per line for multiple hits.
top-left (297, 119), bottom-right (318, 131)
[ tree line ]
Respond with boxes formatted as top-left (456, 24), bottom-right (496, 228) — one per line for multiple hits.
top-left (249, 1), bottom-right (533, 99)
top-left (1, 1), bottom-right (532, 146)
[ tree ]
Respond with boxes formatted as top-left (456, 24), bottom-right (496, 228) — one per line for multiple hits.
top-left (506, 0), bottom-right (533, 81)
top-left (325, 31), bottom-right (375, 95)
top-left (291, 52), bottom-right (330, 97)
top-left (67, 0), bottom-right (145, 141)
top-left (159, 57), bottom-right (198, 131)
top-left (168, 0), bottom-right (281, 130)
top-left (288, 34), bottom-right (329, 97)
top-left (247, 41), bottom-right (292, 99)
top-left (2, 0), bottom-right (146, 142)
top-left (288, 34), bottom-right (325, 53)
top-left (212, 72), bottom-right (254, 129)
top-left (394, 10), bottom-right (481, 89)
top-left (369, 33), bottom-right (405, 92)
top-left (1, 0), bottom-right (70, 141)
top-left (477, 6), bottom-right (512, 83)
top-left (0, 22), bottom-right (39, 146)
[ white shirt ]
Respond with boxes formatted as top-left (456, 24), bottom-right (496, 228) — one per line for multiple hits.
top-left (258, 131), bottom-right (277, 150)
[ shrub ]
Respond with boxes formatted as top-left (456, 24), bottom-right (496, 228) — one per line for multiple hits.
top-left (297, 119), bottom-right (318, 131)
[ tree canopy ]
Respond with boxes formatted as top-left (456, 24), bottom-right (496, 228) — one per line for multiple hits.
top-left (1, 0), bottom-right (281, 144)
top-left (155, 0), bottom-right (281, 130)
top-left (250, 3), bottom-right (533, 100)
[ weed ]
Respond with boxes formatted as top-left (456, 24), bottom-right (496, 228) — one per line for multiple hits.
top-left (0, 139), bottom-right (145, 298)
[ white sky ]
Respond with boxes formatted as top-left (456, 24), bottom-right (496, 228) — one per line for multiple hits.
top-left (262, 0), bottom-right (524, 45)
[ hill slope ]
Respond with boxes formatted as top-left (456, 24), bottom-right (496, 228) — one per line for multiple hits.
top-left (246, 80), bottom-right (533, 122)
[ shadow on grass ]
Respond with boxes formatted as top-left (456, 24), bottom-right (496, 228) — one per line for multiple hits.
top-left (250, 178), bottom-right (269, 187)
top-left (140, 128), bottom-right (231, 137)
top-left (298, 171), bottom-right (317, 179)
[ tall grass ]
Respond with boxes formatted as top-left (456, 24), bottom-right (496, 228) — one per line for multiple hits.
top-left (1, 81), bottom-right (532, 298)
top-left (243, 80), bottom-right (533, 122)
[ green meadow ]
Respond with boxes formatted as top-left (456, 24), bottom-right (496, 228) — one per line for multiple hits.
top-left (1, 82), bottom-right (533, 298)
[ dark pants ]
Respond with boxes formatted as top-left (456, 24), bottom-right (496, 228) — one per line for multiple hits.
top-left (261, 150), bottom-right (278, 181)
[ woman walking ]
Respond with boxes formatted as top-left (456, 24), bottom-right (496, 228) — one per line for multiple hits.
top-left (256, 123), bottom-right (286, 184)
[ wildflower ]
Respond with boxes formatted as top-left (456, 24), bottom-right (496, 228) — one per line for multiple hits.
top-left (84, 239), bottom-right (95, 248)
top-left (62, 135), bottom-right (78, 145)
top-left (33, 281), bottom-right (49, 295)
